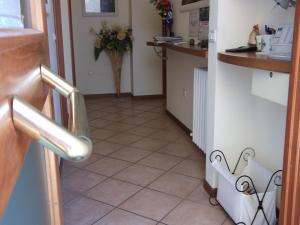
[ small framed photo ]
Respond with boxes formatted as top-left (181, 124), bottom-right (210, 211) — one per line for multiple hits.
top-left (181, 0), bottom-right (209, 12)
top-left (82, 0), bottom-right (118, 17)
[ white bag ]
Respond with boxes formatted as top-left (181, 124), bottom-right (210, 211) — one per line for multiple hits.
top-left (212, 158), bottom-right (277, 225)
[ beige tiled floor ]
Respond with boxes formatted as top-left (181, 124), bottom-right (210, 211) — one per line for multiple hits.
top-left (62, 97), bottom-right (231, 225)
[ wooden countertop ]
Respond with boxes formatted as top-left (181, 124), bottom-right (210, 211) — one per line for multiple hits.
top-left (147, 41), bottom-right (208, 58)
top-left (218, 52), bottom-right (291, 73)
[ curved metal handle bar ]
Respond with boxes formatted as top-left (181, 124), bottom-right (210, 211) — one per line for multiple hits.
top-left (12, 96), bottom-right (92, 161)
top-left (40, 65), bottom-right (90, 138)
top-left (232, 147), bottom-right (255, 174)
top-left (209, 150), bottom-right (231, 173)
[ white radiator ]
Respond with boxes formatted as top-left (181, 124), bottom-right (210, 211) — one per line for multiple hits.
top-left (192, 67), bottom-right (207, 153)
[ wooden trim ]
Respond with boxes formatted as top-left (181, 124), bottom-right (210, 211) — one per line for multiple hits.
top-left (53, 0), bottom-right (65, 78)
top-left (218, 52), bottom-right (291, 73)
top-left (43, 92), bottom-right (63, 225)
top-left (131, 94), bottom-right (164, 100)
top-left (84, 93), bottom-right (132, 99)
top-left (203, 179), bottom-right (217, 197)
top-left (166, 110), bottom-right (191, 136)
top-left (279, 2), bottom-right (300, 225)
top-left (67, 0), bottom-right (77, 86)
top-left (147, 42), bottom-right (208, 58)
top-left (84, 93), bottom-right (164, 100)
top-left (52, 0), bottom-right (69, 128)
top-left (0, 29), bottom-right (44, 53)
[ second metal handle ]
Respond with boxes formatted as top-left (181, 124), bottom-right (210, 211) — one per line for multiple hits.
top-left (13, 96), bottom-right (92, 161)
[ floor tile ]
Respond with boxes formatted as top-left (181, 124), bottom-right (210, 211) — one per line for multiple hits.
top-left (87, 104), bottom-right (103, 111)
top-left (93, 141), bottom-right (124, 156)
top-left (109, 147), bottom-right (152, 163)
top-left (61, 189), bottom-right (78, 205)
top-left (107, 133), bottom-right (143, 145)
top-left (137, 112), bottom-right (161, 120)
top-left (114, 164), bottom-right (164, 186)
top-left (118, 108), bottom-right (143, 116)
top-left (127, 126), bottom-right (157, 137)
top-left (102, 113), bottom-right (129, 122)
top-left (100, 106), bottom-right (125, 113)
top-left (61, 170), bottom-right (106, 194)
top-left (86, 157), bottom-right (131, 177)
top-left (223, 218), bottom-right (235, 225)
top-left (187, 183), bottom-right (210, 205)
top-left (162, 200), bottom-right (227, 225)
top-left (188, 150), bottom-right (206, 162)
top-left (104, 122), bottom-right (136, 132)
top-left (65, 154), bottom-right (102, 168)
top-left (63, 197), bottom-right (113, 225)
top-left (120, 189), bottom-right (181, 221)
top-left (171, 159), bottom-right (205, 179)
top-left (94, 209), bottom-right (157, 225)
top-left (90, 129), bottom-right (117, 140)
top-left (138, 153), bottom-right (182, 171)
top-left (90, 118), bottom-right (112, 128)
top-left (88, 111), bottom-right (109, 120)
top-left (150, 130), bottom-right (183, 142)
top-left (85, 178), bottom-right (142, 206)
top-left (148, 172), bottom-right (201, 198)
top-left (143, 120), bottom-right (171, 129)
top-left (159, 143), bottom-right (195, 158)
top-left (121, 117), bottom-right (149, 125)
top-left (61, 164), bottom-right (79, 177)
top-left (131, 138), bottom-right (168, 151)
top-left (133, 105), bottom-right (156, 111)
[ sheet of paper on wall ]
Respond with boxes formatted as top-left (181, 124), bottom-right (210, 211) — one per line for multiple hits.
top-left (189, 9), bottom-right (200, 38)
top-left (199, 7), bottom-right (209, 41)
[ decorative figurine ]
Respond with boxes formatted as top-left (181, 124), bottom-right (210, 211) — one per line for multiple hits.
top-left (248, 24), bottom-right (260, 46)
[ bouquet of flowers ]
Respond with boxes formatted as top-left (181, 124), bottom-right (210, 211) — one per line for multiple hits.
top-left (150, 0), bottom-right (173, 36)
top-left (90, 21), bottom-right (133, 60)
top-left (90, 22), bottom-right (133, 97)
top-left (150, 0), bottom-right (172, 17)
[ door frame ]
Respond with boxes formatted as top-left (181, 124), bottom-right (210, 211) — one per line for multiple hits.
top-left (279, 2), bottom-right (300, 225)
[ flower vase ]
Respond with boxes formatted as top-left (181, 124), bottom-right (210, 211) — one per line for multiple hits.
top-left (106, 50), bottom-right (123, 97)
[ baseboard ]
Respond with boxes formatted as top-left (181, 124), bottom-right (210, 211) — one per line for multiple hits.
top-left (130, 94), bottom-right (165, 99)
top-left (165, 110), bottom-right (191, 136)
top-left (84, 93), bottom-right (132, 99)
top-left (203, 179), bottom-right (217, 197)
top-left (84, 93), bottom-right (164, 100)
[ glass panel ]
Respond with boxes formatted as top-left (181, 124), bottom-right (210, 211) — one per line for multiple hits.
top-left (0, 0), bottom-right (23, 28)
top-left (100, 0), bottom-right (115, 13)
top-left (85, 0), bottom-right (101, 13)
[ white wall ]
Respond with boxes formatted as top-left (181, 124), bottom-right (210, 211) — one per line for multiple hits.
top-left (131, 0), bottom-right (162, 96)
top-left (71, 0), bottom-right (132, 95)
top-left (206, 0), bottom-right (295, 188)
top-left (166, 0), bottom-right (208, 130)
top-left (167, 50), bottom-right (207, 129)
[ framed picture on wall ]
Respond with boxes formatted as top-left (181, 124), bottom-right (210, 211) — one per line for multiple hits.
top-left (82, 0), bottom-right (118, 17)
top-left (181, 0), bottom-right (209, 12)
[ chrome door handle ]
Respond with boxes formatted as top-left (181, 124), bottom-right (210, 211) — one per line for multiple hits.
top-left (13, 96), bottom-right (92, 161)
top-left (40, 65), bottom-right (89, 138)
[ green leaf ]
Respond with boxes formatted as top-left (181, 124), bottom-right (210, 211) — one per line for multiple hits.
top-left (94, 47), bottom-right (102, 61)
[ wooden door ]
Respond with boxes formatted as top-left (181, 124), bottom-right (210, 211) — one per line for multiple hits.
top-left (280, 2), bottom-right (300, 225)
top-left (0, 1), bottom-right (61, 224)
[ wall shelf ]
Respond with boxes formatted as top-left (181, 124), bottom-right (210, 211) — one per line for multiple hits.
top-left (147, 41), bottom-right (208, 58)
top-left (218, 52), bottom-right (291, 73)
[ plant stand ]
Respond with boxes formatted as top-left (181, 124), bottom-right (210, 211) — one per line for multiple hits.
top-left (209, 149), bottom-right (282, 225)
top-left (106, 50), bottom-right (123, 97)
